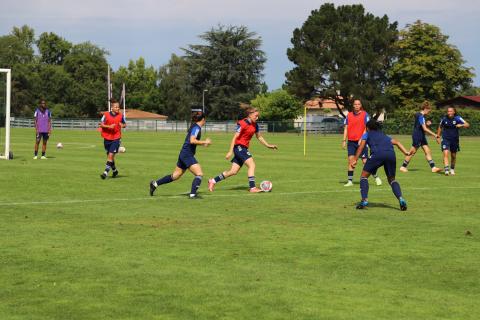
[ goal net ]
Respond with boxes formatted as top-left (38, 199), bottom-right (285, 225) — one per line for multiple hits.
top-left (0, 69), bottom-right (11, 160)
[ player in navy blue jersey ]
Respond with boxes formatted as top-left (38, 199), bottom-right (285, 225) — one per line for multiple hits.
top-left (400, 101), bottom-right (441, 173)
top-left (350, 120), bottom-right (410, 211)
top-left (149, 108), bottom-right (211, 199)
top-left (437, 107), bottom-right (470, 175)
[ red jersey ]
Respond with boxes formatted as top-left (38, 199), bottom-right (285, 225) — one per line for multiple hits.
top-left (345, 110), bottom-right (369, 141)
top-left (235, 118), bottom-right (259, 148)
top-left (100, 112), bottom-right (125, 140)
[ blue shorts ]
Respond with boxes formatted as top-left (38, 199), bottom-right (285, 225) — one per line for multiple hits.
top-left (36, 132), bottom-right (49, 142)
top-left (231, 145), bottom-right (252, 167)
top-left (177, 152), bottom-right (198, 170)
top-left (412, 133), bottom-right (428, 148)
top-left (363, 152), bottom-right (396, 177)
top-left (347, 140), bottom-right (368, 158)
top-left (104, 139), bottom-right (120, 154)
top-left (441, 139), bottom-right (460, 153)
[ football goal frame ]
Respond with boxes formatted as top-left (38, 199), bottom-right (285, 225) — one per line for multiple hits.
top-left (0, 68), bottom-right (11, 160)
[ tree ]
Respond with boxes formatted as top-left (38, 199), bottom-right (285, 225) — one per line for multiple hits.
top-left (63, 42), bottom-right (109, 116)
top-left (156, 54), bottom-right (195, 120)
top-left (284, 3), bottom-right (398, 117)
top-left (386, 21), bottom-right (474, 109)
top-left (183, 25), bottom-right (266, 119)
top-left (113, 57), bottom-right (158, 111)
top-left (251, 89), bottom-right (303, 121)
top-left (37, 32), bottom-right (72, 65)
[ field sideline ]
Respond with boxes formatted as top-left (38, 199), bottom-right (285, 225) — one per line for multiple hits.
top-left (1, 128), bottom-right (479, 319)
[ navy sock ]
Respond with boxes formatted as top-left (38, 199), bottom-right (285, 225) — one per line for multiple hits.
top-left (390, 180), bottom-right (403, 199)
top-left (155, 174), bottom-right (174, 186)
top-left (348, 170), bottom-right (354, 181)
top-left (111, 161), bottom-right (117, 172)
top-left (444, 165), bottom-right (450, 172)
top-left (451, 164), bottom-right (455, 170)
top-left (248, 176), bottom-right (256, 189)
top-left (214, 173), bottom-right (225, 183)
top-left (34, 151), bottom-right (38, 156)
top-left (42, 151), bottom-right (46, 156)
top-left (360, 177), bottom-right (369, 200)
top-left (104, 161), bottom-right (113, 174)
top-left (428, 160), bottom-right (435, 168)
top-left (190, 176), bottom-right (202, 196)
top-left (402, 160), bottom-right (409, 168)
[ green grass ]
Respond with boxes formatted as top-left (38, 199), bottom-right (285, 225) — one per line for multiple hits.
top-left (1, 128), bottom-right (479, 319)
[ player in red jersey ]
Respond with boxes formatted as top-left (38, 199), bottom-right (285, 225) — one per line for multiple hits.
top-left (208, 106), bottom-right (277, 192)
top-left (99, 99), bottom-right (126, 179)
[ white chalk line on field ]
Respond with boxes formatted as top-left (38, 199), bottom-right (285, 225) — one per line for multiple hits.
top-left (1, 186), bottom-right (479, 207)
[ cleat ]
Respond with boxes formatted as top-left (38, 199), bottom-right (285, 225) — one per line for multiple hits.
top-left (431, 167), bottom-right (441, 173)
top-left (399, 198), bottom-right (407, 211)
top-left (356, 201), bottom-right (369, 210)
top-left (450, 169), bottom-right (455, 175)
top-left (33, 156), bottom-right (38, 160)
top-left (344, 180), bottom-right (354, 187)
top-left (100, 173), bottom-right (107, 180)
top-left (112, 170), bottom-right (119, 178)
top-left (41, 156), bottom-right (47, 160)
top-left (399, 166), bottom-right (408, 173)
top-left (444, 170), bottom-right (450, 176)
top-left (208, 178), bottom-right (216, 192)
top-left (189, 194), bottom-right (202, 199)
top-left (249, 187), bottom-right (263, 193)
top-left (149, 181), bottom-right (156, 196)
top-left (375, 176), bottom-right (382, 186)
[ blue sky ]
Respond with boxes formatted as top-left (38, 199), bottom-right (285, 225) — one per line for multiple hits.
top-left (2, 0), bottom-right (479, 89)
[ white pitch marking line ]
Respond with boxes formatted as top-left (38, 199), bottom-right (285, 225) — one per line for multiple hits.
top-left (0, 186), bottom-right (479, 207)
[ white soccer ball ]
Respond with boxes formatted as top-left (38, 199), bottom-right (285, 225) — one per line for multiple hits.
top-left (56, 142), bottom-right (63, 149)
top-left (260, 180), bottom-right (273, 192)
top-left (118, 146), bottom-right (126, 153)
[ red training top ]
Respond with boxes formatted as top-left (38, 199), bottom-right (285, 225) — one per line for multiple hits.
top-left (345, 110), bottom-right (369, 141)
top-left (235, 118), bottom-right (259, 148)
top-left (100, 112), bottom-right (125, 140)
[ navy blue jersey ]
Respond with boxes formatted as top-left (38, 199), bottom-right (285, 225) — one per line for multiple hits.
top-left (440, 115), bottom-right (465, 141)
top-left (361, 131), bottom-right (394, 155)
top-left (180, 124), bottom-right (201, 155)
top-left (413, 112), bottom-right (426, 136)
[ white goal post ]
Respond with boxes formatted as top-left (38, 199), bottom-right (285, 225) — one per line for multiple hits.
top-left (0, 68), bottom-right (11, 160)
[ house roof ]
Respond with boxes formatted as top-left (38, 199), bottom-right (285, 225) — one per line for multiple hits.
top-left (305, 98), bottom-right (345, 110)
top-left (102, 109), bottom-right (168, 120)
top-left (438, 96), bottom-right (480, 106)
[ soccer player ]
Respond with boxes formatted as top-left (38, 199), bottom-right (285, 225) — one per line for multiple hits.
top-left (350, 120), bottom-right (410, 211)
top-left (149, 108), bottom-right (211, 199)
top-left (437, 107), bottom-right (470, 175)
top-left (99, 99), bottom-right (126, 179)
top-left (208, 106), bottom-right (277, 193)
top-left (33, 99), bottom-right (52, 159)
top-left (342, 99), bottom-right (382, 187)
top-left (400, 101), bottom-right (441, 173)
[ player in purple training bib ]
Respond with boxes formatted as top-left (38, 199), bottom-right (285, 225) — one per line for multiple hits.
top-left (34, 99), bottom-right (52, 159)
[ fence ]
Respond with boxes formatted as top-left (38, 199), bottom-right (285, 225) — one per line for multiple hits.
top-left (9, 117), bottom-right (479, 135)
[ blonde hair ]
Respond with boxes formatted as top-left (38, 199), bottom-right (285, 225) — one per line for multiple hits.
top-left (421, 101), bottom-right (432, 110)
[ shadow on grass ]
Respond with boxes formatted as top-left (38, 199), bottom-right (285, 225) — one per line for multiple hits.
top-left (365, 202), bottom-right (401, 211)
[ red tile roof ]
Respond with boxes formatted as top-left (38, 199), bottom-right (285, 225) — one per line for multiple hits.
top-left (463, 96), bottom-right (480, 103)
top-left (305, 98), bottom-right (345, 110)
top-left (102, 109), bottom-right (168, 120)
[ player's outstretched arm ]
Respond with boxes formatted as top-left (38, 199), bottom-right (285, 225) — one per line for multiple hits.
top-left (342, 124), bottom-right (348, 149)
top-left (437, 124), bottom-right (442, 138)
top-left (225, 133), bottom-right (240, 159)
top-left (350, 139), bottom-right (367, 168)
top-left (256, 133), bottom-right (277, 150)
top-left (190, 135), bottom-right (211, 147)
top-left (391, 139), bottom-right (410, 156)
top-left (457, 120), bottom-right (470, 128)
top-left (422, 123), bottom-right (440, 142)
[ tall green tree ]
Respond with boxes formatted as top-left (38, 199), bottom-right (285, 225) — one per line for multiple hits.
top-left (183, 25), bottom-right (266, 119)
top-left (251, 89), bottom-right (303, 121)
top-left (284, 3), bottom-right (398, 117)
top-left (156, 54), bottom-right (194, 120)
top-left (37, 32), bottom-right (72, 65)
top-left (386, 21), bottom-right (474, 108)
top-left (113, 57), bottom-right (158, 111)
top-left (63, 42), bottom-right (109, 117)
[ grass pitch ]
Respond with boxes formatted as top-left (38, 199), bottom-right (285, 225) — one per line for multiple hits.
top-left (1, 128), bottom-right (479, 319)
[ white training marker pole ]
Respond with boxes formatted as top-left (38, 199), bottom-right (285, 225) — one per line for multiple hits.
top-left (107, 65), bottom-right (111, 112)
top-left (5, 69), bottom-right (11, 159)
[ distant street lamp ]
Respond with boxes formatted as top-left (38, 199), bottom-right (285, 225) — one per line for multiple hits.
top-left (202, 89), bottom-right (208, 113)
